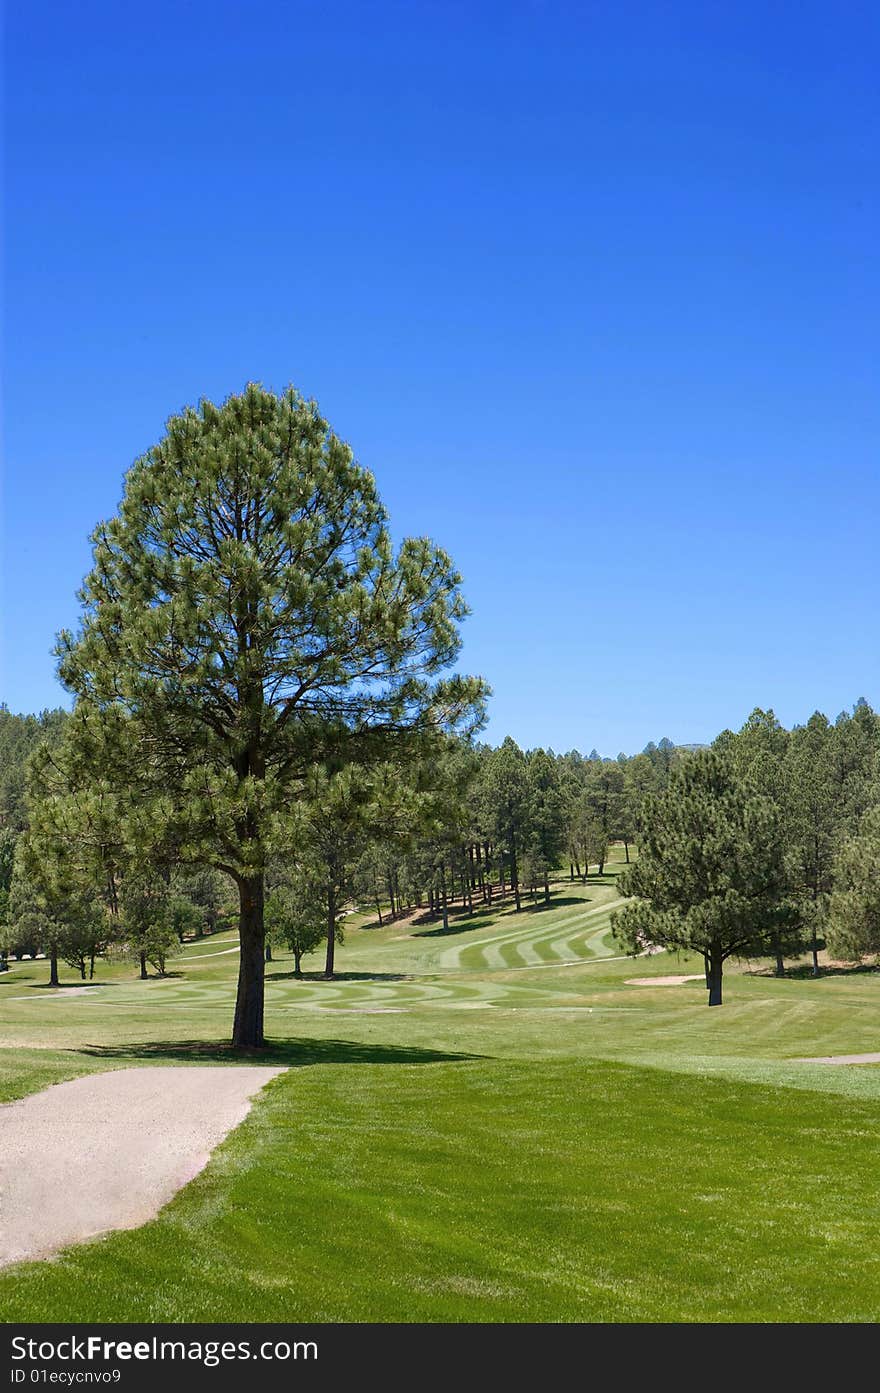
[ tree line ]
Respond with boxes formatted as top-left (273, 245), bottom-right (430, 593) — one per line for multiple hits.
top-left (0, 700), bottom-right (676, 985)
top-left (6, 697), bottom-right (880, 1014)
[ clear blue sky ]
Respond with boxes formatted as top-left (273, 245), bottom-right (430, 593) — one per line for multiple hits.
top-left (3, 1), bottom-right (878, 755)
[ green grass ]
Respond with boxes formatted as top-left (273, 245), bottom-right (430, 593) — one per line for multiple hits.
top-left (3, 849), bottom-right (880, 1321)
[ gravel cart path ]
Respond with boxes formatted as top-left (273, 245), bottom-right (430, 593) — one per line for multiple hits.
top-left (0, 1065), bottom-right (285, 1268)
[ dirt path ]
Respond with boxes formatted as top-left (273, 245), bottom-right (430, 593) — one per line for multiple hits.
top-left (0, 1065), bottom-right (284, 1268)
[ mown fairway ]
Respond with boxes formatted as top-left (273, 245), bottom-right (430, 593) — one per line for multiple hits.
top-left (3, 848), bottom-right (880, 1321)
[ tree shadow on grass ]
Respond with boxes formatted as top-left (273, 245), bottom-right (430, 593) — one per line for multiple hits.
top-left (73, 1038), bottom-right (485, 1067)
top-left (409, 895), bottom-right (555, 929)
top-left (522, 895), bottom-right (589, 913)
top-left (2, 980), bottom-right (111, 990)
top-left (409, 904), bottom-right (498, 930)
top-left (413, 920), bottom-right (485, 939)
top-left (755, 962), bottom-right (880, 981)
top-left (412, 893), bottom-right (592, 936)
top-left (9, 975), bottom-right (187, 989)
top-left (264, 970), bottom-right (410, 983)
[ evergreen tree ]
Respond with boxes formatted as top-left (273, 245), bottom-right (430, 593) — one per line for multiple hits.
top-left (715, 708), bottom-right (802, 976)
top-left (827, 808), bottom-right (880, 962)
top-left (583, 759), bottom-right (624, 874)
top-left (264, 869), bottom-right (327, 977)
top-left (0, 707), bottom-right (68, 832)
top-left (168, 894), bottom-right (204, 945)
top-left (612, 750), bottom-right (791, 1005)
top-left (614, 751), bottom-right (665, 865)
top-left (557, 750), bottom-right (587, 879)
top-left (481, 737), bottom-right (530, 911)
top-left (52, 385), bottom-right (486, 1046)
top-left (0, 707), bottom-right (69, 969)
top-left (525, 749), bottom-right (565, 904)
top-left (291, 762), bottom-right (376, 980)
top-left (173, 867), bottom-right (226, 937)
top-left (117, 873), bottom-right (180, 978)
top-left (6, 856), bottom-right (106, 986)
top-left (785, 714), bottom-right (839, 976)
top-left (830, 703), bottom-right (880, 835)
top-left (641, 737), bottom-right (678, 787)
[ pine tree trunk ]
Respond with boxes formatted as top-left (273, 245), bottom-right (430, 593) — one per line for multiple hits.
top-left (811, 925), bottom-right (820, 977)
top-left (139, 950), bottom-right (148, 981)
top-left (773, 933), bottom-right (785, 978)
top-left (294, 947), bottom-right (302, 978)
top-left (544, 872), bottom-right (550, 906)
top-left (441, 865), bottom-right (449, 931)
top-left (624, 840), bottom-right (630, 863)
top-left (476, 844), bottom-right (486, 902)
top-left (89, 951), bottom-right (96, 979)
top-left (511, 842), bottom-right (521, 913)
top-left (232, 872), bottom-right (266, 1047)
top-left (707, 947), bottom-right (723, 1006)
top-left (49, 944), bottom-right (59, 988)
top-left (375, 895), bottom-right (383, 926)
top-left (265, 942), bottom-right (272, 963)
top-left (811, 868), bottom-right (821, 976)
top-left (324, 887), bottom-right (337, 979)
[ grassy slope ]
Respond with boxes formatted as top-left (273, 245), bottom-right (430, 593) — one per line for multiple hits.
top-left (2, 850), bottom-right (880, 1321)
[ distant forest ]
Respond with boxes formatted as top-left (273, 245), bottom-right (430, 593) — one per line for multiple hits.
top-left (3, 700), bottom-right (880, 993)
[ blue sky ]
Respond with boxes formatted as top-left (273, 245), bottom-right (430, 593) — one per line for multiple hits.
top-left (4, 1), bottom-right (878, 755)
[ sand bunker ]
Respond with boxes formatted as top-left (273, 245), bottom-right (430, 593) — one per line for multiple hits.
top-left (0, 1065), bottom-right (284, 1268)
top-left (625, 974), bottom-right (705, 987)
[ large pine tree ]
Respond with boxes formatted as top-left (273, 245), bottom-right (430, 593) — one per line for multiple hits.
top-left (55, 384), bottom-right (486, 1047)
